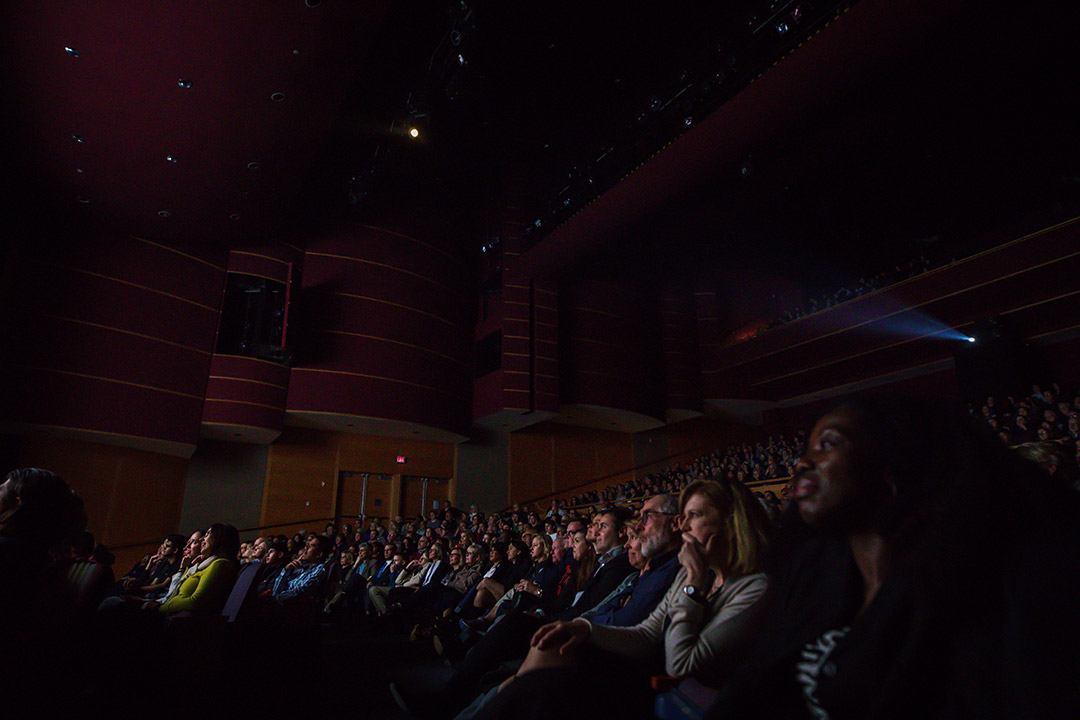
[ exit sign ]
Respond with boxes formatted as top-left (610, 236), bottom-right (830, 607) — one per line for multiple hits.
top-left (396, 455), bottom-right (407, 464)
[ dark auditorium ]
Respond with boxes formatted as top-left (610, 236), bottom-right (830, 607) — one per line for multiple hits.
top-left (3, 0), bottom-right (1080, 718)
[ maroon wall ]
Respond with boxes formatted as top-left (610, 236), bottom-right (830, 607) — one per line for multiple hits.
top-left (288, 219), bottom-right (472, 434)
top-left (559, 275), bottom-right (662, 418)
top-left (703, 220), bottom-right (1080, 403)
top-left (660, 282), bottom-right (702, 416)
top-left (3, 230), bottom-right (227, 455)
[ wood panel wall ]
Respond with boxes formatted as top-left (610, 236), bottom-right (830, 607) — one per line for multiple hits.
top-left (509, 416), bottom-right (771, 508)
top-left (508, 423), bottom-right (633, 506)
top-left (260, 428), bottom-right (456, 536)
top-left (17, 435), bottom-right (188, 572)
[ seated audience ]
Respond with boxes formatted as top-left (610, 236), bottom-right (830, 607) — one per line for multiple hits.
top-left (255, 538), bottom-right (289, 597)
top-left (393, 507), bottom-right (636, 716)
top-left (151, 523), bottom-right (239, 617)
top-left (109, 533), bottom-right (184, 599)
top-left (581, 493), bottom-right (682, 627)
top-left (271, 533), bottom-right (330, 606)
top-left (462, 480), bottom-right (769, 719)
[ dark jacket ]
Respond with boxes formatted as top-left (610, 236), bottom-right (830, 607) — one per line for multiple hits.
top-left (586, 548), bottom-right (681, 627)
top-left (545, 549), bottom-right (634, 621)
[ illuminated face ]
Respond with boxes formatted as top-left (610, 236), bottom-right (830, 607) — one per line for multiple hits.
top-left (570, 531), bottom-right (589, 562)
top-left (184, 532), bottom-right (203, 559)
top-left (793, 408), bottom-right (879, 531)
top-left (301, 536), bottom-right (324, 563)
top-left (531, 537), bottom-right (545, 561)
top-left (679, 493), bottom-right (725, 563)
top-left (637, 496), bottom-right (676, 559)
top-left (626, 533), bottom-right (646, 570)
top-left (200, 530), bottom-right (215, 557)
top-left (252, 537), bottom-right (270, 560)
top-left (592, 513), bottom-right (624, 556)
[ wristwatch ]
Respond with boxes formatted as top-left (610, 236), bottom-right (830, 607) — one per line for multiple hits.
top-left (682, 585), bottom-right (707, 605)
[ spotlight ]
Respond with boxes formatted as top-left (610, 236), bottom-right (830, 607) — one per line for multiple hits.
top-left (967, 337), bottom-right (976, 343)
top-left (409, 127), bottom-right (420, 138)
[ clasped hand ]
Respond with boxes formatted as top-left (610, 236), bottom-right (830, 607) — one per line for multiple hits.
top-left (678, 531), bottom-right (718, 589)
top-left (530, 618), bottom-right (590, 655)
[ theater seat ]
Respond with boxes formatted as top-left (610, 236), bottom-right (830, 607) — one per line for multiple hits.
top-left (654, 677), bottom-right (720, 720)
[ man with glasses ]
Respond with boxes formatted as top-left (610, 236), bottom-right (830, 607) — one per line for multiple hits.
top-left (582, 493), bottom-right (682, 627)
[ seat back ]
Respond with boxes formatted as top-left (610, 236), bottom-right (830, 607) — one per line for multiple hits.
top-left (221, 562), bottom-right (262, 623)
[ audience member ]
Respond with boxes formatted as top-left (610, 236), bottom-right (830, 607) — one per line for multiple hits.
top-left (708, 395), bottom-right (1080, 719)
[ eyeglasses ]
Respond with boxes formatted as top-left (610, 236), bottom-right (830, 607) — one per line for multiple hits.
top-left (640, 509), bottom-right (675, 522)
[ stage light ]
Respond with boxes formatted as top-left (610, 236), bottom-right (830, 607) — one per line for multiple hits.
top-left (409, 127), bottom-right (420, 138)
top-left (967, 337), bottom-right (976, 343)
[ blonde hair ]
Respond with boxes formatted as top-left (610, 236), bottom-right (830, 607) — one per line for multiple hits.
top-left (679, 479), bottom-right (769, 577)
top-left (531, 531), bottom-right (553, 562)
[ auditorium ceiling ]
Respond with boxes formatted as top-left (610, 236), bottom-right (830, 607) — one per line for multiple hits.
top-left (2, 0), bottom-right (1077, 281)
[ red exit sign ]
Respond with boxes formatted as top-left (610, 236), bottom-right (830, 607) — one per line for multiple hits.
top-left (396, 455), bottom-right (407, 464)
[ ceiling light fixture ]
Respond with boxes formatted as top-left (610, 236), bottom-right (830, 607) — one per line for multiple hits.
top-left (76, 196), bottom-right (90, 204)
top-left (247, 162), bottom-right (260, 170)
top-left (271, 92), bottom-right (285, 102)
top-left (177, 79), bottom-right (192, 89)
top-left (72, 134), bottom-right (84, 143)
top-left (64, 46), bottom-right (80, 57)
top-left (158, 210), bottom-right (171, 218)
top-left (166, 155), bottom-right (177, 163)
top-left (409, 127), bottom-right (420, 138)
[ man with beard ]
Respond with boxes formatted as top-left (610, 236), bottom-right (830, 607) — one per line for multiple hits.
top-left (583, 493), bottom-right (682, 626)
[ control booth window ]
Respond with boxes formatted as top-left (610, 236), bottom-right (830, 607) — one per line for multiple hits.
top-left (215, 273), bottom-right (290, 363)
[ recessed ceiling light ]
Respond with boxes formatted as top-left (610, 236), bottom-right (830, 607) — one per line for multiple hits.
top-left (64, 47), bottom-right (80, 57)
top-left (270, 92), bottom-right (285, 102)
top-left (158, 210), bottom-right (171, 218)
top-left (177, 79), bottom-right (192, 89)
top-left (76, 196), bottom-right (90, 204)
top-left (247, 161), bottom-right (260, 170)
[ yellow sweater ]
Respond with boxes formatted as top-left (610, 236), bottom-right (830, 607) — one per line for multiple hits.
top-left (159, 557), bottom-right (237, 615)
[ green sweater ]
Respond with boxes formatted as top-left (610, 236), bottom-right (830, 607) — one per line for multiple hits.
top-left (159, 557), bottom-right (237, 615)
